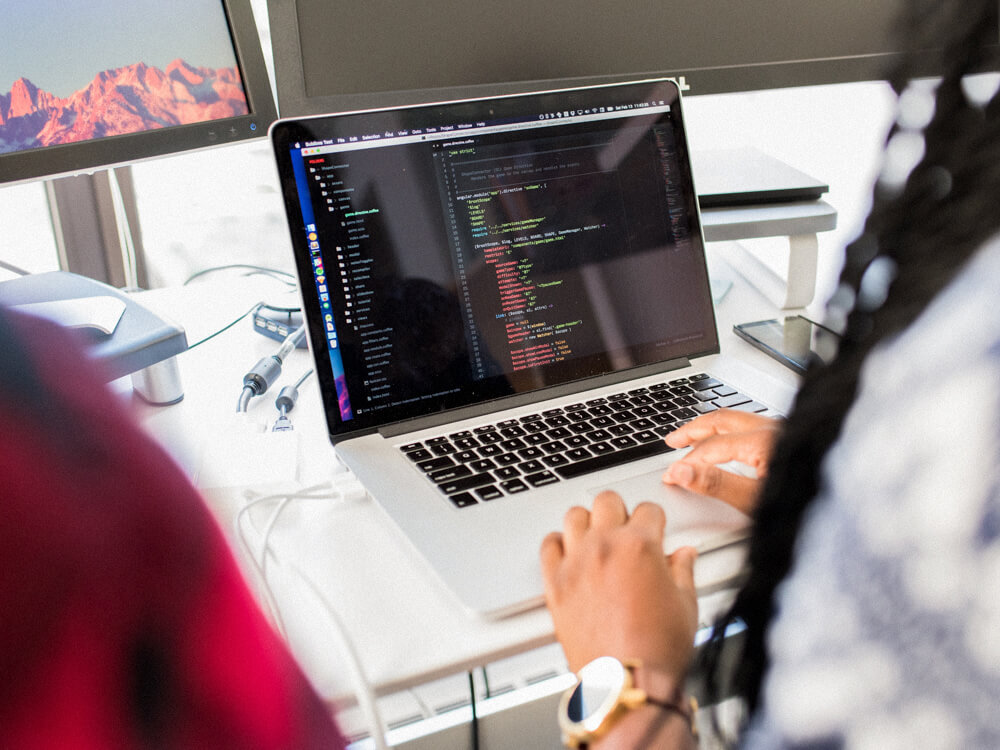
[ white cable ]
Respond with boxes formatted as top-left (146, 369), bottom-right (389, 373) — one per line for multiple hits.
top-left (234, 480), bottom-right (388, 750)
top-left (286, 560), bottom-right (391, 750)
top-left (234, 483), bottom-right (338, 637)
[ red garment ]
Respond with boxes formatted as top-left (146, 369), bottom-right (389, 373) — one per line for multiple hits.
top-left (0, 309), bottom-right (345, 749)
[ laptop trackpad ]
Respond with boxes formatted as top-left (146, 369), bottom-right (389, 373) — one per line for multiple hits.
top-left (587, 468), bottom-right (751, 554)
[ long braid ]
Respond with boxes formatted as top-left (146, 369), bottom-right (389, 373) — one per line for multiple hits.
top-left (700, 0), bottom-right (1000, 721)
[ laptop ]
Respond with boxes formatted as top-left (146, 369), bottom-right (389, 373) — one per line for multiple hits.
top-left (271, 79), bottom-right (773, 618)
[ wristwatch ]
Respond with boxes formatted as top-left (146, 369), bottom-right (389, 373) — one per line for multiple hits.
top-left (557, 656), bottom-right (693, 748)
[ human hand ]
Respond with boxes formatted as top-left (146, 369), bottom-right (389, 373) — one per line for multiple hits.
top-left (540, 491), bottom-right (698, 682)
top-left (662, 409), bottom-right (780, 514)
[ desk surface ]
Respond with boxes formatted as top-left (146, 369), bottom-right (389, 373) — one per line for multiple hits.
top-left (133, 243), bottom-right (805, 702)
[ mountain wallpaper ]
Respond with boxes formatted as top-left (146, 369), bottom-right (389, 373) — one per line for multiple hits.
top-left (0, 59), bottom-right (249, 154)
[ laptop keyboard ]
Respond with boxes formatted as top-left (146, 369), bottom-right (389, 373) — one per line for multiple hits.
top-left (399, 373), bottom-right (766, 508)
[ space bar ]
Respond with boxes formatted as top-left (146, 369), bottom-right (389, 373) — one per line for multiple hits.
top-left (554, 441), bottom-right (674, 479)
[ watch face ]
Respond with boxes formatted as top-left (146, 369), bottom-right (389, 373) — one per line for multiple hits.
top-left (565, 657), bottom-right (628, 730)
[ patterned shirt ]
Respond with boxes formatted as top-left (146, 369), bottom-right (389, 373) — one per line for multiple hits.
top-left (746, 237), bottom-right (1000, 748)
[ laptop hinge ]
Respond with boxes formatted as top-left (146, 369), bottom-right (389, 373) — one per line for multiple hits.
top-left (378, 357), bottom-right (693, 439)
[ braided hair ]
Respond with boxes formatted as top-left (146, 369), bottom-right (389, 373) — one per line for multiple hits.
top-left (700, 0), bottom-right (1000, 722)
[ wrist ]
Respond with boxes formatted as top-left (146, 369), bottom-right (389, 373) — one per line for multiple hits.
top-left (592, 702), bottom-right (697, 750)
top-left (558, 657), bottom-right (696, 749)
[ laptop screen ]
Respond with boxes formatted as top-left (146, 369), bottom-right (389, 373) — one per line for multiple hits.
top-left (271, 79), bottom-right (718, 439)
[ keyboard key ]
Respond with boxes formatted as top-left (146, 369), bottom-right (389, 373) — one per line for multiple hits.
top-left (565, 447), bottom-right (593, 461)
top-left (690, 378), bottom-right (723, 391)
top-left (611, 436), bottom-right (637, 449)
top-left (555, 441), bottom-right (673, 479)
top-left (589, 441), bottom-right (615, 455)
top-left (417, 456), bottom-right (455, 473)
top-left (714, 385), bottom-right (738, 398)
top-left (715, 393), bottom-right (751, 408)
top-left (501, 478), bottom-right (530, 494)
top-left (525, 470), bottom-right (560, 487)
top-left (401, 442), bottom-right (423, 452)
top-left (517, 446), bottom-right (544, 460)
top-left (633, 430), bottom-right (661, 443)
top-left (475, 486), bottom-right (504, 501)
top-left (439, 472), bottom-right (496, 495)
top-left (542, 453), bottom-right (570, 467)
top-left (495, 466), bottom-right (521, 480)
top-left (541, 440), bottom-right (566, 454)
top-left (520, 459), bottom-right (545, 473)
top-left (495, 452), bottom-right (521, 466)
top-left (405, 448), bottom-right (433, 462)
top-left (454, 450), bottom-right (478, 463)
top-left (693, 402), bottom-right (719, 414)
top-left (469, 459), bottom-right (496, 472)
top-left (429, 465), bottom-right (473, 483)
top-left (449, 492), bottom-right (478, 508)
top-left (731, 400), bottom-right (768, 413)
top-left (431, 443), bottom-right (457, 456)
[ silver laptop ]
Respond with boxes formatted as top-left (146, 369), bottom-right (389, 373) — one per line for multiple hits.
top-left (271, 79), bottom-right (767, 618)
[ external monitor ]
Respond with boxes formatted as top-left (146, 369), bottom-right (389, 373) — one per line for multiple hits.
top-left (0, 0), bottom-right (277, 186)
top-left (268, 0), bottom-right (1000, 117)
top-left (0, 0), bottom-right (278, 404)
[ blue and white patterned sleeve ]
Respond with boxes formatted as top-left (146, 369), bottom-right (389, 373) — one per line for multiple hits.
top-left (743, 236), bottom-right (1000, 750)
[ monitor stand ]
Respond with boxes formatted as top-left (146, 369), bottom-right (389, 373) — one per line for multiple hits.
top-left (0, 270), bottom-right (187, 405)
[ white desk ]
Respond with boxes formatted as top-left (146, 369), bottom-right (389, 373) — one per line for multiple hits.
top-left (131, 234), bottom-right (805, 716)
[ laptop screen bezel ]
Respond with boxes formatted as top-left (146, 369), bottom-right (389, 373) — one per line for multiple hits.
top-left (271, 78), bottom-right (719, 442)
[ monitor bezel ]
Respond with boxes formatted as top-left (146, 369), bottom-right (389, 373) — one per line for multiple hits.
top-left (0, 0), bottom-right (278, 187)
top-left (267, 0), bottom-right (1000, 118)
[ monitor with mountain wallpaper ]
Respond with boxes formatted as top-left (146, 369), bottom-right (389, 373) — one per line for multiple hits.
top-left (0, 0), bottom-right (276, 186)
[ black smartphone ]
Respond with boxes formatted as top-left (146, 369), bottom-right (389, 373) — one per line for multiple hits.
top-left (733, 315), bottom-right (839, 374)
